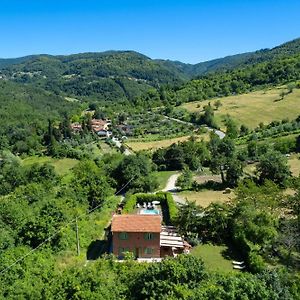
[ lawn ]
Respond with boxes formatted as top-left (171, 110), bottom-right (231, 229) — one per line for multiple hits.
top-left (191, 244), bottom-right (238, 273)
top-left (178, 190), bottom-right (233, 207)
top-left (154, 171), bottom-right (178, 190)
top-left (243, 154), bottom-right (300, 177)
top-left (181, 86), bottom-right (300, 129)
top-left (126, 134), bottom-right (209, 151)
top-left (22, 156), bottom-right (79, 176)
top-left (289, 154), bottom-right (300, 176)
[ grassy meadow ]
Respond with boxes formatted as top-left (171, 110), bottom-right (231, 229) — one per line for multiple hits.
top-left (126, 134), bottom-right (209, 151)
top-left (178, 190), bottom-right (233, 207)
top-left (288, 154), bottom-right (300, 176)
top-left (181, 86), bottom-right (300, 129)
top-left (191, 244), bottom-right (239, 273)
top-left (22, 156), bottom-right (79, 176)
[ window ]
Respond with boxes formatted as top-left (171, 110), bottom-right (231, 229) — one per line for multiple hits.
top-left (119, 232), bottom-right (128, 240)
top-left (118, 247), bottom-right (130, 256)
top-left (144, 247), bottom-right (153, 255)
top-left (144, 232), bottom-right (154, 240)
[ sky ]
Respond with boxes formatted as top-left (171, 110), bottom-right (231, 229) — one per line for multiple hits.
top-left (1, 0), bottom-right (300, 63)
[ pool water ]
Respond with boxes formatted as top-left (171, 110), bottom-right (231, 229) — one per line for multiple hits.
top-left (140, 209), bottom-right (160, 215)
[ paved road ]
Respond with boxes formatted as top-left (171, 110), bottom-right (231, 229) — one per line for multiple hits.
top-left (162, 115), bottom-right (195, 127)
top-left (162, 115), bottom-right (226, 140)
top-left (111, 137), bottom-right (131, 155)
top-left (162, 173), bottom-right (186, 205)
top-left (203, 126), bottom-right (226, 139)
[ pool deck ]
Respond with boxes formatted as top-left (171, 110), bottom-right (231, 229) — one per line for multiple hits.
top-left (137, 206), bottom-right (161, 215)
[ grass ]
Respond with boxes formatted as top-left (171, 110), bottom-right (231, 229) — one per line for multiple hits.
top-left (243, 154), bottom-right (300, 177)
top-left (22, 156), bottom-right (79, 176)
top-left (154, 171), bottom-right (178, 190)
top-left (181, 87), bottom-right (300, 129)
top-left (98, 141), bottom-right (116, 154)
top-left (191, 244), bottom-right (238, 273)
top-left (64, 96), bottom-right (80, 102)
top-left (288, 154), bottom-right (300, 176)
top-left (126, 134), bottom-right (209, 151)
top-left (178, 190), bottom-right (233, 207)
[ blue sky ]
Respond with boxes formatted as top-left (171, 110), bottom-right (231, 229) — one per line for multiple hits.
top-left (1, 0), bottom-right (300, 63)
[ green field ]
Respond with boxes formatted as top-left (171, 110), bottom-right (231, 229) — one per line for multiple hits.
top-left (288, 154), bottom-right (300, 176)
top-left (179, 190), bottom-right (233, 207)
top-left (22, 156), bottom-right (79, 176)
top-left (243, 154), bottom-right (300, 177)
top-left (181, 87), bottom-right (300, 129)
top-left (191, 244), bottom-right (238, 273)
top-left (126, 134), bottom-right (209, 151)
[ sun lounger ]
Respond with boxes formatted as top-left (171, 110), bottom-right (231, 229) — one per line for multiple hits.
top-left (232, 261), bottom-right (245, 265)
top-left (233, 265), bottom-right (245, 270)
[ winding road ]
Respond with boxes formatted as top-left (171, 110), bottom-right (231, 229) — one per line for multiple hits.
top-left (162, 173), bottom-right (186, 205)
top-left (162, 115), bottom-right (226, 139)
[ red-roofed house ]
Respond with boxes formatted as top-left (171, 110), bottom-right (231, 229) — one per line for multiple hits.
top-left (111, 215), bottom-right (162, 259)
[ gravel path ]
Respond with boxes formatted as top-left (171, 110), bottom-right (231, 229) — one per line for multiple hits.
top-left (162, 173), bottom-right (186, 205)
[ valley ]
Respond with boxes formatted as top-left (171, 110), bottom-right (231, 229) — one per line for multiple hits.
top-left (1, 37), bottom-right (300, 299)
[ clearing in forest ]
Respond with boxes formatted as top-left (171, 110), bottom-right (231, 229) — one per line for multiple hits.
top-left (181, 86), bottom-right (300, 129)
top-left (126, 134), bottom-right (209, 151)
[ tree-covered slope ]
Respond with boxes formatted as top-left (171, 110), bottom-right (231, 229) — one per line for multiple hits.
top-left (0, 37), bottom-right (299, 104)
top-left (0, 51), bottom-right (188, 103)
top-left (161, 37), bottom-right (300, 77)
top-left (173, 52), bottom-right (300, 103)
top-left (0, 80), bottom-right (79, 151)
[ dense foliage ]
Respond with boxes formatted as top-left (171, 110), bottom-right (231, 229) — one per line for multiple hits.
top-left (1, 38), bottom-right (300, 299)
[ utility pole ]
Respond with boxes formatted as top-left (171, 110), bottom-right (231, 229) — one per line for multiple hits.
top-left (75, 217), bottom-right (80, 256)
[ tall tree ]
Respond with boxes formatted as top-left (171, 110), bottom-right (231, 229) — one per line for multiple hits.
top-left (256, 150), bottom-right (291, 186)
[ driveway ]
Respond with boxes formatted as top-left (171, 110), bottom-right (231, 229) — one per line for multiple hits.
top-left (162, 173), bottom-right (186, 205)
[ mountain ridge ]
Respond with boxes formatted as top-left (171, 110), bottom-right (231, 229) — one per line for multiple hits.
top-left (1, 37), bottom-right (299, 78)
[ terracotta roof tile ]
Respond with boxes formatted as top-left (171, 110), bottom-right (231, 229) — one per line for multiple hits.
top-left (111, 215), bottom-right (161, 233)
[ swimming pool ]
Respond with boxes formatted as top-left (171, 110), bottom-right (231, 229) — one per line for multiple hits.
top-left (140, 209), bottom-right (160, 215)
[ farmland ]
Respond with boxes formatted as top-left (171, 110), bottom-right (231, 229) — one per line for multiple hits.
top-left (126, 133), bottom-right (209, 151)
top-left (181, 87), bottom-right (300, 129)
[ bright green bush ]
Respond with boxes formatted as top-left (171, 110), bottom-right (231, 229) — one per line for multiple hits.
top-left (122, 192), bottom-right (178, 225)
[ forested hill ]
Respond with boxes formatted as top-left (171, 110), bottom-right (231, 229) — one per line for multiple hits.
top-left (0, 51), bottom-right (189, 103)
top-left (0, 37), bottom-right (299, 104)
top-left (0, 80), bottom-right (79, 152)
top-left (160, 37), bottom-right (300, 77)
top-left (172, 42), bottom-right (300, 103)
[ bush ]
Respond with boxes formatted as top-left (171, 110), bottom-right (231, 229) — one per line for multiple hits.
top-left (165, 192), bottom-right (178, 224)
top-left (122, 194), bottom-right (138, 214)
top-left (122, 192), bottom-right (178, 225)
top-left (248, 251), bottom-right (265, 273)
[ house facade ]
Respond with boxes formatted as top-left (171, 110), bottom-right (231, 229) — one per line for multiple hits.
top-left (111, 215), bottom-right (161, 259)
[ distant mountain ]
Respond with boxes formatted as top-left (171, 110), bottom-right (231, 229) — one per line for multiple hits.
top-left (0, 37), bottom-right (299, 104)
top-left (159, 38), bottom-right (300, 77)
top-left (173, 39), bottom-right (300, 103)
top-left (0, 55), bottom-right (49, 69)
top-left (0, 51), bottom-right (189, 103)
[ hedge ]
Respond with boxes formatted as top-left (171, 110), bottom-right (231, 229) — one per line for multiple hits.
top-left (122, 192), bottom-right (178, 225)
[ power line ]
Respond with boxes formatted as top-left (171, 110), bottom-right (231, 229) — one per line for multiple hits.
top-left (0, 176), bottom-right (135, 276)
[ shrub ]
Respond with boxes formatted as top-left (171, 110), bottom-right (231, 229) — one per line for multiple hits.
top-left (122, 192), bottom-right (178, 225)
top-left (248, 251), bottom-right (265, 273)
